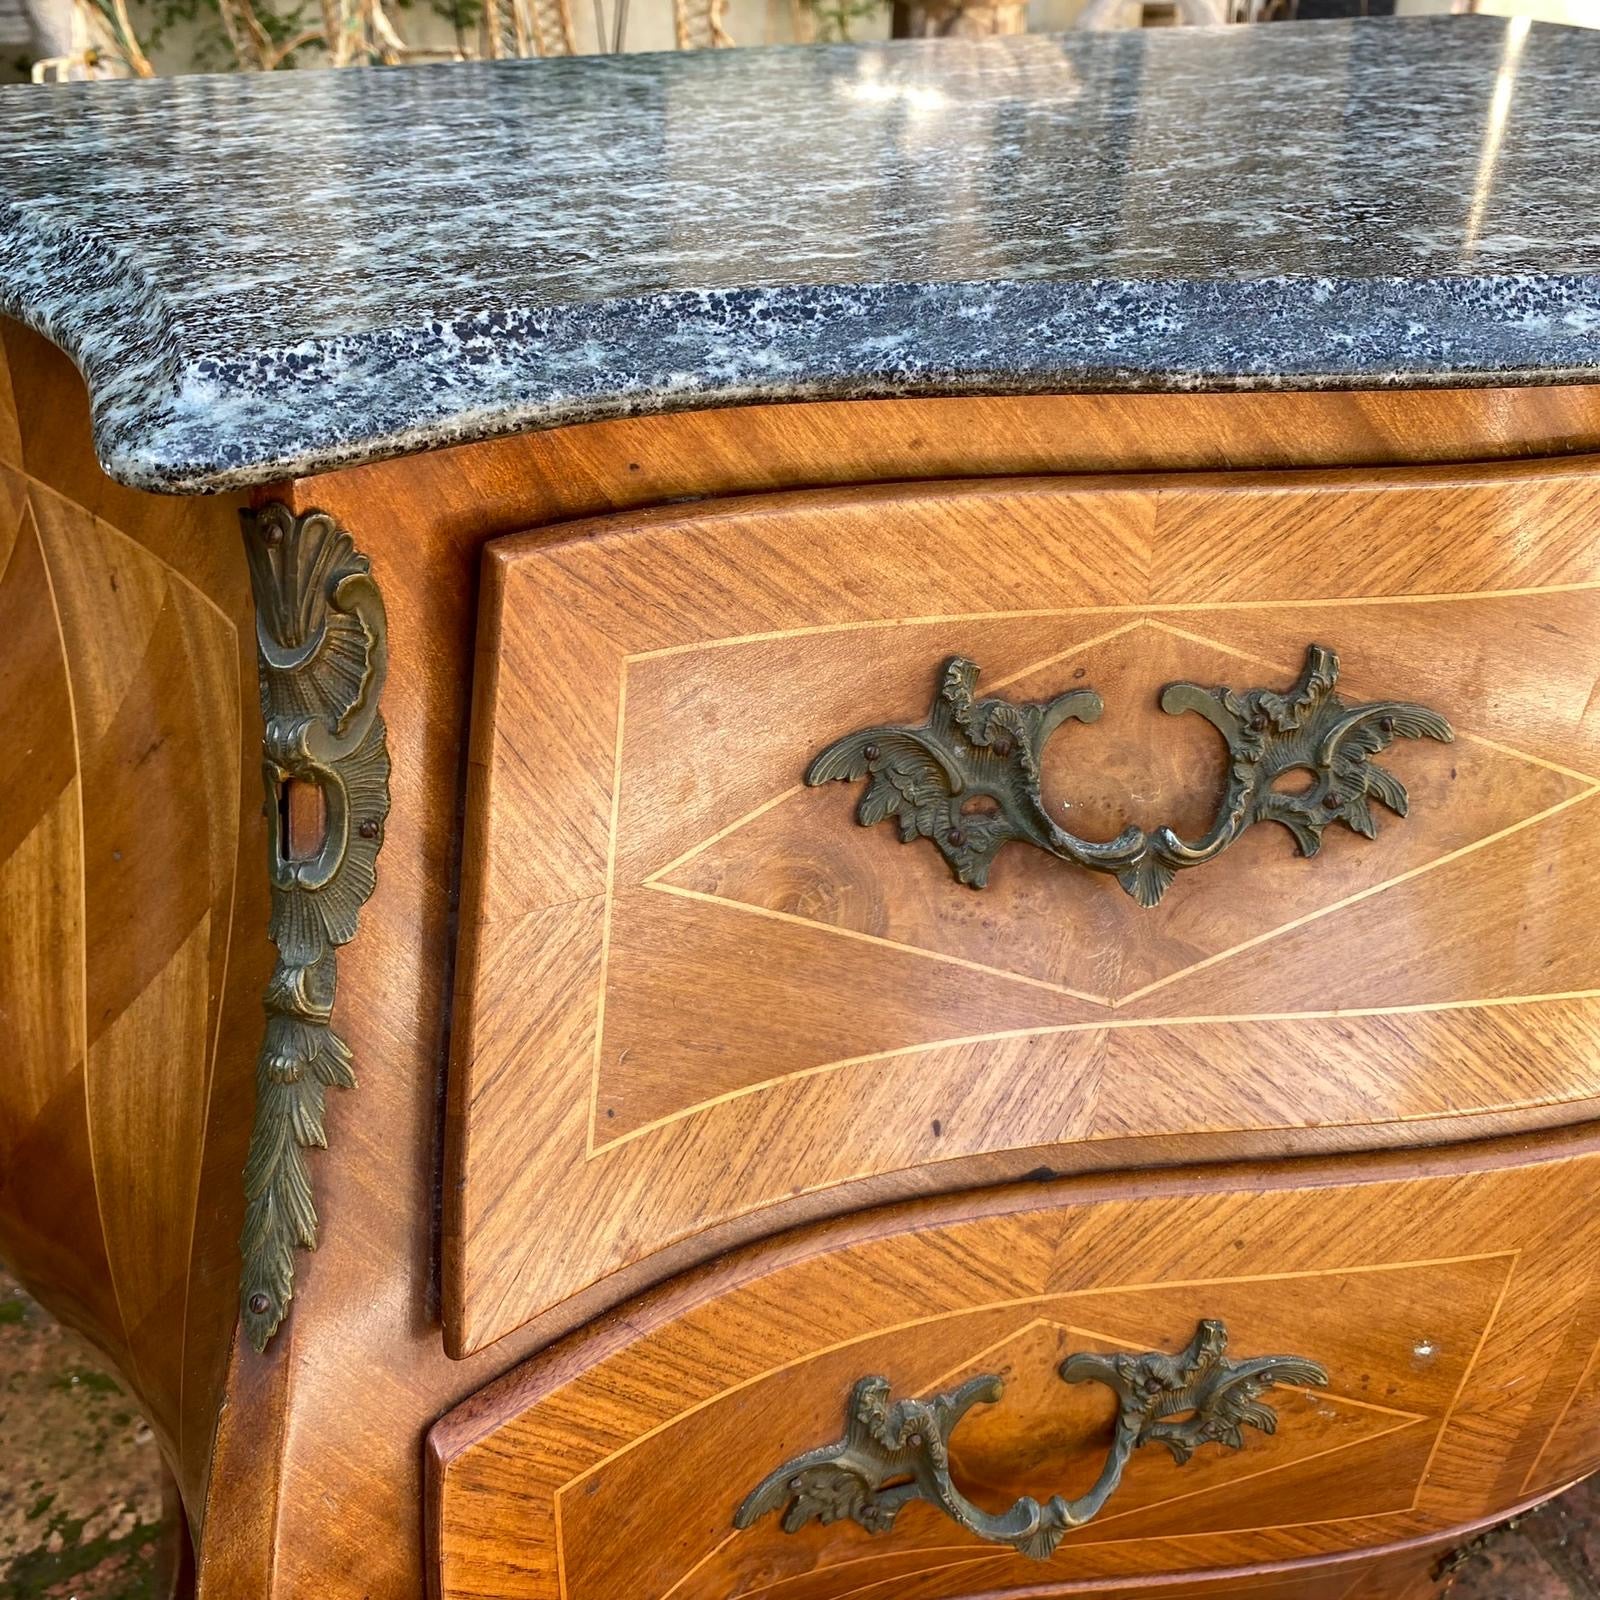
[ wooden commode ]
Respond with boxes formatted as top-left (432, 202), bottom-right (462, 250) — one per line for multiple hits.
top-left (6, 15), bottom-right (1600, 1599)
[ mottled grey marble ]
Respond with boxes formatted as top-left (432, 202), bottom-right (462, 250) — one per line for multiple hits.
top-left (2, 15), bottom-right (1600, 491)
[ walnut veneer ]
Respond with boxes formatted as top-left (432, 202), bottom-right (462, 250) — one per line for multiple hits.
top-left (8, 312), bottom-right (1600, 1599)
top-left (449, 458), bottom-right (1600, 1357)
top-left (430, 1133), bottom-right (1600, 1600)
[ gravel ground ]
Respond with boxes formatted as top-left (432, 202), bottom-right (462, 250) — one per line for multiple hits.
top-left (1441, 1481), bottom-right (1600, 1600)
top-left (0, 1266), bottom-right (167, 1600)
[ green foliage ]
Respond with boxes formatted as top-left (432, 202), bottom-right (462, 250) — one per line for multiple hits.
top-left (49, 1367), bottom-right (123, 1395)
top-left (805, 0), bottom-right (886, 38)
top-left (126, 0), bottom-right (326, 70)
top-left (129, 0), bottom-right (205, 59)
top-left (1, 1503), bottom-right (167, 1600)
top-left (428, 0), bottom-right (483, 32)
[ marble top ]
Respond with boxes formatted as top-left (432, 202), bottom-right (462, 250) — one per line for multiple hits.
top-left (2, 15), bottom-right (1599, 492)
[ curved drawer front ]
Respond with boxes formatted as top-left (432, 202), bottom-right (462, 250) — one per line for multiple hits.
top-left (448, 460), bottom-right (1600, 1353)
top-left (429, 1138), bottom-right (1600, 1600)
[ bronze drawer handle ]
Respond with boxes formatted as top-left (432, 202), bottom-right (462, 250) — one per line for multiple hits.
top-left (734, 1319), bottom-right (1327, 1561)
top-left (806, 644), bottom-right (1451, 907)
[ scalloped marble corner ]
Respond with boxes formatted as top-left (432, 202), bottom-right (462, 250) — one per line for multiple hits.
top-left (3, 15), bottom-right (1600, 493)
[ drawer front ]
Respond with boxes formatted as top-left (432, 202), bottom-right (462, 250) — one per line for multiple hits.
top-left (448, 462), bottom-right (1600, 1354)
top-left (430, 1136), bottom-right (1600, 1600)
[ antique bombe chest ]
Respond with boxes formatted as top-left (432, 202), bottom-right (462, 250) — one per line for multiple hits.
top-left (6, 15), bottom-right (1600, 1600)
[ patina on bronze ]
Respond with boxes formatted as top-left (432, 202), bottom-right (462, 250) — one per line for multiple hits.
top-left (735, 1320), bottom-right (1327, 1561)
top-left (239, 504), bottom-right (391, 1352)
top-left (807, 644), bottom-right (1453, 907)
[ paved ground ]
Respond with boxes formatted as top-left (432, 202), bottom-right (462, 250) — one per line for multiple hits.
top-left (0, 1267), bottom-right (167, 1600)
top-left (1441, 1481), bottom-right (1600, 1599)
top-left (0, 1259), bottom-right (1596, 1598)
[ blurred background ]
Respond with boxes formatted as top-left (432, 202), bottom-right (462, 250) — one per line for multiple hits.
top-left (0, 0), bottom-right (1594, 92)
top-left (0, 1264), bottom-right (183, 1600)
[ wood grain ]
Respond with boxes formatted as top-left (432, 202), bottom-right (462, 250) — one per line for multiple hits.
top-left (12, 312), bottom-right (1600, 1600)
top-left (0, 324), bottom-right (20, 467)
top-left (0, 319), bottom-right (265, 1531)
top-left (200, 383), bottom-right (1600, 1600)
top-left (448, 458), bottom-right (1600, 1357)
top-left (308, 383), bottom-right (1600, 544)
top-left (1509, 1258), bottom-right (1600, 1502)
top-left (430, 1129), bottom-right (1600, 1600)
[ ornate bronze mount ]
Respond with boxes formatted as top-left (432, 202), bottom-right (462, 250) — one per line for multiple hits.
top-left (807, 644), bottom-right (1452, 907)
top-left (239, 504), bottom-right (390, 1352)
top-left (734, 1320), bottom-right (1327, 1561)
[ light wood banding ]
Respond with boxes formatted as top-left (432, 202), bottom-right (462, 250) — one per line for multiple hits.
top-left (449, 458), bottom-right (1600, 1356)
top-left (10, 314), bottom-right (1600, 1600)
top-left (431, 1132), bottom-right (1600, 1600)
top-left (0, 319), bottom-right (262, 1525)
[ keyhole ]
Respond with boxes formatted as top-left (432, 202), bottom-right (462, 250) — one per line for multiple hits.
top-left (278, 778), bottom-right (327, 861)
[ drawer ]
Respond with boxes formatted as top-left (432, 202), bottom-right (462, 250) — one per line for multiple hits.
top-left (428, 1133), bottom-right (1600, 1600)
top-left (446, 462), bottom-right (1600, 1356)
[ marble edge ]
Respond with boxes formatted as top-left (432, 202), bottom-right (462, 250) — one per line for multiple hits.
top-left (5, 199), bottom-right (1600, 493)
top-left (0, 200), bottom-right (191, 469)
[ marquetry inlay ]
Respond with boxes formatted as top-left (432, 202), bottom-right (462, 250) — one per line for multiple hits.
top-left (446, 466), bottom-right (1600, 1358)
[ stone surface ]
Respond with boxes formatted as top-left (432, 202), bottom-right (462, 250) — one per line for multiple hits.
top-left (0, 1266), bottom-right (169, 1600)
top-left (1, 16), bottom-right (1599, 491)
top-left (1444, 1481), bottom-right (1600, 1600)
